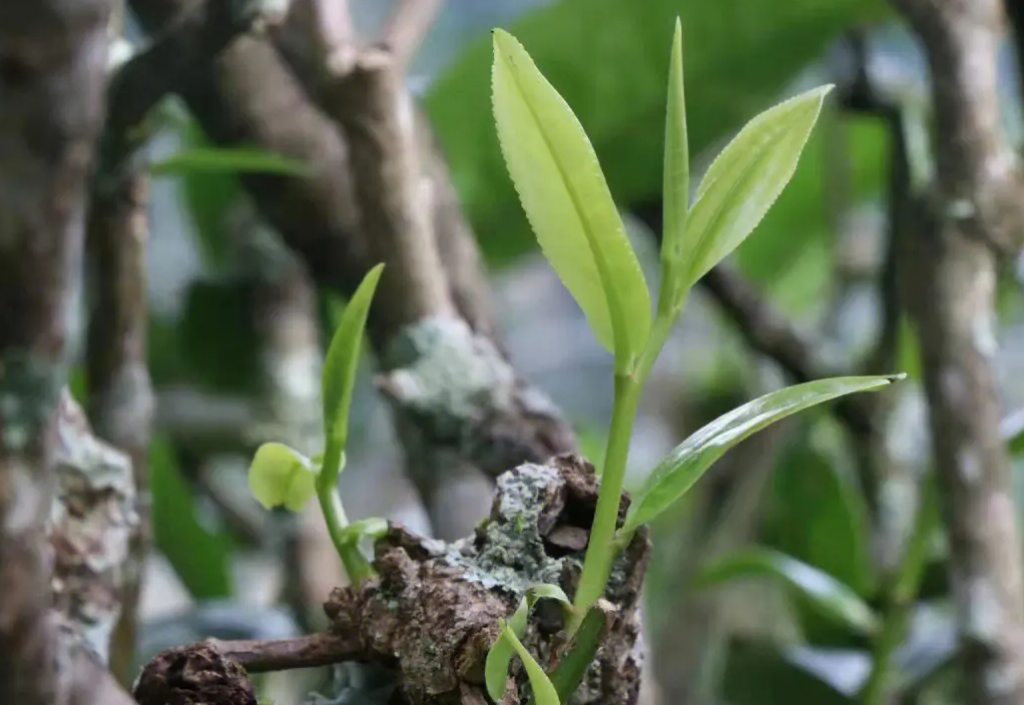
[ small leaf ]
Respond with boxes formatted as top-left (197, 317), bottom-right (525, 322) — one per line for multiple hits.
top-left (486, 584), bottom-right (571, 701)
top-left (695, 548), bottom-right (879, 635)
top-left (501, 621), bottom-right (562, 705)
top-left (492, 29), bottom-right (651, 370)
top-left (150, 147), bottom-right (310, 177)
top-left (683, 85), bottom-right (831, 287)
top-left (248, 442), bottom-right (319, 512)
top-left (322, 264), bottom-right (384, 466)
top-left (623, 375), bottom-right (902, 532)
top-left (659, 18), bottom-right (690, 313)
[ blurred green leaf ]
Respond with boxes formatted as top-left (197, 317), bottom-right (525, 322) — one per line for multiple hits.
top-left (660, 18), bottom-right (690, 312)
top-left (176, 120), bottom-right (241, 272)
top-left (151, 437), bottom-right (233, 598)
top-left (180, 279), bottom-right (260, 393)
top-left (429, 0), bottom-right (887, 266)
top-left (696, 547), bottom-right (878, 635)
top-left (486, 584), bottom-right (570, 701)
top-left (623, 376), bottom-right (902, 533)
top-left (764, 430), bottom-right (873, 596)
top-left (684, 85), bottom-right (831, 288)
top-left (723, 640), bottom-right (863, 705)
top-left (248, 442), bottom-right (319, 512)
top-left (151, 147), bottom-right (309, 177)
top-left (491, 30), bottom-right (651, 368)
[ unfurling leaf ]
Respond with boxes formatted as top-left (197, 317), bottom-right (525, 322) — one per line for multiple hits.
top-left (501, 621), bottom-right (562, 705)
top-left (623, 375), bottom-right (903, 533)
top-left (486, 584), bottom-right (570, 701)
top-left (248, 442), bottom-right (319, 512)
top-left (683, 85), bottom-right (831, 287)
top-left (322, 264), bottom-right (384, 478)
top-left (659, 18), bottom-right (690, 314)
top-left (695, 548), bottom-right (879, 635)
top-left (492, 29), bottom-right (651, 371)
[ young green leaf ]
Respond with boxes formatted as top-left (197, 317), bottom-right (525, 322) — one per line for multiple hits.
top-left (623, 375), bottom-right (902, 533)
top-left (338, 517), bottom-right (390, 544)
top-left (485, 584), bottom-right (570, 701)
top-left (659, 18), bottom-right (690, 314)
top-left (322, 264), bottom-right (384, 469)
top-left (150, 147), bottom-right (310, 177)
top-left (695, 548), bottom-right (879, 635)
top-left (248, 442), bottom-right (319, 512)
top-left (683, 85), bottom-right (831, 287)
top-left (501, 621), bottom-right (562, 705)
top-left (492, 29), bottom-right (651, 371)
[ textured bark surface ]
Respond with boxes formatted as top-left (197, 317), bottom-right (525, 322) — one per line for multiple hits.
top-left (138, 455), bottom-right (651, 704)
top-left (0, 1), bottom-right (114, 703)
top-left (323, 454), bottom-right (650, 705)
top-left (134, 643), bottom-right (258, 705)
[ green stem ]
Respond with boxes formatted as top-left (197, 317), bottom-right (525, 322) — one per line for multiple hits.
top-left (860, 478), bottom-right (938, 705)
top-left (317, 442), bottom-right (374, 584)
top-left (571, 371), bottom-right (643, 630)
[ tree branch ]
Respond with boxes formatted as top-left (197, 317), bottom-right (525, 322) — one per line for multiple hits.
top-left (892, 0), bottom-right (1024, 255)
top-left (0, 0), bottom-right (122, 703)
top-left (380, 0), bottom-right (446, 68)
top-left (210, 632), bottom-right (360, 673)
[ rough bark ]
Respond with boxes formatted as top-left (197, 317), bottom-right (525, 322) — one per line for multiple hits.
top-left (892, 0), bottom-right (1024, 702)
top-left (0, 0), bottom-right (115, 702)
top-left (138, 455), bottom-right (651, 705)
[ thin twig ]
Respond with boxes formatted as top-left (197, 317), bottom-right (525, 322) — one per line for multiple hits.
top-left (380, 0), bottom-right (446, 68)
top-left (210, 632), bottom-right (361, 673)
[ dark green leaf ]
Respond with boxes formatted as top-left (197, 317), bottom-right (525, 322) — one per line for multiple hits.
top-left (151, 437), bottom-right (233, 599)
top-left (150, 147), bottom-right (310, 177)
top-left (696, 547), bottom-right (878, 634)
top-left (550, 606), bottom-right (609, 701)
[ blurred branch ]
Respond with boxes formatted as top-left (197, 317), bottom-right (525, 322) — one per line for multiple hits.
top-left (892, 0), bottom-right (1024, 255)
top-left (84, 170), bottom-right (154, 684)
top-left (381, 0), bottom-right (446, 68)
top-left (97, 0), bottom-right (261, 185)
top-left (891, 1), bottom-right (1024, 702)
top-left (0, 1), bottom-right (132, 703)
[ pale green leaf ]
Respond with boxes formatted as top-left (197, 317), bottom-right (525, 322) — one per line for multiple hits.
top-left (623, 375), bottom-right (902, 532)
top-left (338, 517), bottom-right (390, 543)
top-left (150, 147), bottom-right (310, 177)
top-left (486, 584), bottom-right (570, 701)
top-left (492, 29), bottom-right (651, 369)
top-left (248, 442), bottom-right (319, 512)
top-left (660, 18), bottom-right (690, 313)
top-left (502, 621), bottom-right (561, 705)
top-left (684, 85), bottom-right (831, 286)
top-left (322, 264), bottom-right (384, 465)
top-left (695, 548), bottom-right (879, 634)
